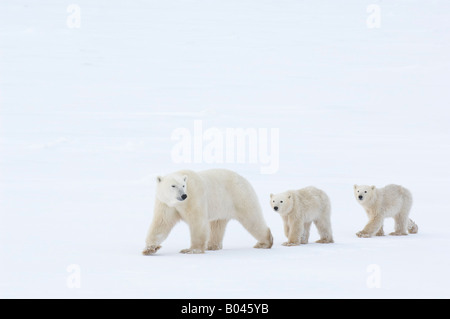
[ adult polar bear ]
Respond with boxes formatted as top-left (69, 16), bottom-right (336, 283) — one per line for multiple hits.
top-left (143, 169), bottom-right (273, 255)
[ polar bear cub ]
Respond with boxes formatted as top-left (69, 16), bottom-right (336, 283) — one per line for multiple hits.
top-left (142, 169), bottom-right (273, 255)
top-left (270, 187), bottom-right (334, 246)
top-left (354, 184), bottom-right (418, 238)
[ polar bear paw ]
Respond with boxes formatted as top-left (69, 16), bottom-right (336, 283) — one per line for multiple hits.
top-left (180, 248), bottom-right (205, 254)
top-left (207, 243), bottom-right (222, 251)
top-left (142, 245), bottom-right (161, 255)
top-left (356, 231), bottom-right (372, 238)
top-left (316, 238), bottom-right (334, 244)
top-left (282, 241), bottom-right (300, 246)
top-left (254, 242), bottom-right (272, 249)
top-left (389, 231), bottom-right (408, 236)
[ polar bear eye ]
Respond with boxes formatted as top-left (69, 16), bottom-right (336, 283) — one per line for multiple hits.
top-left (182, 185), bottom-right (185, 188)
top-left (171, 185), bottom-right (175, 188)
top-left (364, 191), bottom-right (367, 193)
top-left (280, 200), bottom-right (283, 203)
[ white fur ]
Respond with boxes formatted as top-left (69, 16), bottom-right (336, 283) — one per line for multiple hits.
top-left (354, 184), bottom-right (418, 238)
top-left (143, 169), bottom-right (273, 255)
top-left (270, 186), bottom-right (334, 246)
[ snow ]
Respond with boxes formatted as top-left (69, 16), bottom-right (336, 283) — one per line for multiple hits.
top-left (1, 0), bottom-right (450, 298)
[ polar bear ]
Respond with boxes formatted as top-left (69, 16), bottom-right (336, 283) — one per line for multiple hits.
top-left (142, 169), bottom-right (273, 255)
top-left (270, 187), bottom-right (333, 246)
top-left (354, 184), bottom-right (418, 238)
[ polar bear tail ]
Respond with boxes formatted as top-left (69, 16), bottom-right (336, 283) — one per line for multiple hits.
top-left (408, 219), bottom-right (418, 234)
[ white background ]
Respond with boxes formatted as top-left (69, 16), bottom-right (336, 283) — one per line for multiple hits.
top-left (1, 0), bottom-right (450, 298)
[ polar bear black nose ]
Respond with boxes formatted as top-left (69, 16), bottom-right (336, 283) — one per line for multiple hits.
top-left (358, 195), bottom-right (363, 200)
top-left (274, 206), bottom-right (278, 211)
top-left (181, 194), bottom-right (187, 200)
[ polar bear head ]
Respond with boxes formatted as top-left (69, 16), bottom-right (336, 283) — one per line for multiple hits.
top-left (270, 192), bottom-right (293, 215)
top-left (354, 184), bottom-right (376, 204)
top-left (156, 173), bottom-right (188, 207)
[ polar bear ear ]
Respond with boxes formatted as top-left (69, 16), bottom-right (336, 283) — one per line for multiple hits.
top-left (183, 175), bottom-right (188, 182)
top-left (156, 176), bottom-right (162, 183)
top-left (270, 193), bottom-right (273, 198)
top-left (371, 185), bottom-right (375, 190)
top-left (353, 184), bottom-right (357, 189)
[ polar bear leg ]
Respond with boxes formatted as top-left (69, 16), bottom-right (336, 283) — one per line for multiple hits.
top-left (181, 220), bottom-right (209, 254)
top-left (283, 219), bottom-right (302, 246)
top-left (357, 215), bottom-right (384, 238)
top-left (300, 222), bottom-right (312, 244)
top-left (375, 225), bottom-right (385, 236)
top-left (282, 215), bottom-right (290, 238)
top-left (207, 219), bottom-right (229, 250)
top-left (390, 209), bottom-right (409, 236)
top-left (314, 216), bottom-right (334, 243)
top-left (253, 227), bottom-right (273, 249)
top-left (236, 214), bottom-right (273, 249)
top-left (391, 189), bottom-right (413, 236)
top-left (143, 201), bottom-right (181, 255)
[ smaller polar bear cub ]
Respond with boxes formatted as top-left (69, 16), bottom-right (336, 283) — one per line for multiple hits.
top-left (354, 184), bottom-right (418, 238)
top-left (270, 187), bottom-right (334, 246)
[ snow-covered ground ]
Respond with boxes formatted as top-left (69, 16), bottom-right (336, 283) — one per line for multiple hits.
top-left (1, 0), bottom-right (450, 298)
